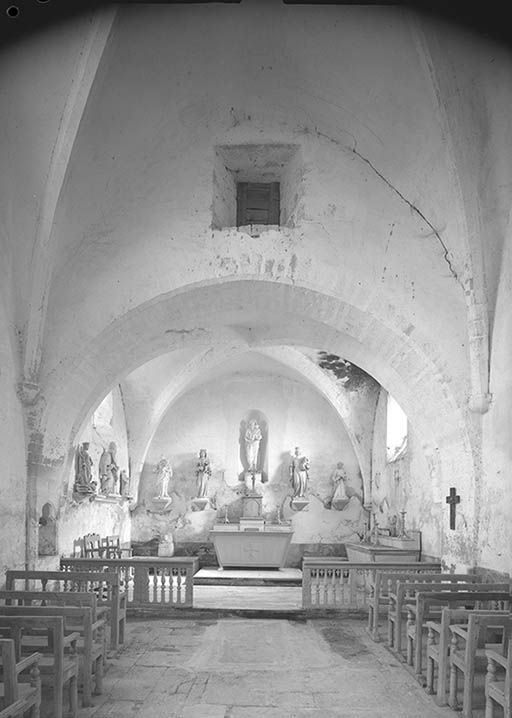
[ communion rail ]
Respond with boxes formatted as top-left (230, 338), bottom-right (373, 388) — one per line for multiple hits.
top-left (60, 556), bottom-right (199, 610)
top-left (302, 558), bottom-right (441, 609)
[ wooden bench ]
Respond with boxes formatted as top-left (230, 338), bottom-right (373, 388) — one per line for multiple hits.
top-left (0, 605), bottom-right (106, 707)
top-left (387, 575), bottom-right (494, 655)
top-left (5, 570), bottom-right (125, 653)
top-left (449, 613), bottom-right (512, 718)
top-left (367, 566), bottom-right (442, 641)
top-left (0, 615), bottom-right (79, 718)
top-left (425, 607), bottom-right (510, 706)
top-left (0, 590), bottom-right (109, 671)
top-left (405, 587), bottom-right (510, 678)
top-left (0, 639), bottom-right (40, 718)
top-left (485, 640), bottom-right (512, 717)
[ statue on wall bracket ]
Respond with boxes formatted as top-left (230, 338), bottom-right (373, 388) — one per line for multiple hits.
top-left (290, 446), bottom-right (310, 511)
top-left (152, 457), bottom-right (173, 509)
top-left (74, 441), bottom-right (97, 496)
top-left (191, 448), bottom-right (212, 511)
top-left (99, 441), bottom-right (120, 495)
top-left (239, 415), bottom-right (268, 491)
top-left (331, 462), bottom-right (350, 511)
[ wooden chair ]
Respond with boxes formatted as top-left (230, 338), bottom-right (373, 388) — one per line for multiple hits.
top-left (0, 639), bottom-right (40, 718)
top-left (5, 570), bottom-right (125, 654)
top-left (0, 605), bottom-right (105, 708)
top-left (0, 615), bottom-right (79, 718)
top-left (426, 607), bottom-right (510, 705)
top-left (83, 534), bottom-right (103, 559)
top-left (367, 566), bottom-right (442, 641)
top-left (387, 575), bottom-right (491, 655)
top-left (485, 640), bottom-right (512, 718)
top-left (449, 613), bottom-right (512, 718)
top-left (101, 535), bottom-right (132, 559)
top-left (71, 538), bottom-right (85, 558)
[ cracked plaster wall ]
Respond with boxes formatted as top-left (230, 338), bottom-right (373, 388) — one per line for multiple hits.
top-left (371, 388), bottom-right (442, 561)
top-left (131, 373), bottom-right (365, 563)
top-left (0, 301), bottom-right (26, 577)
top-left (478, 228), bottom-right (512, 576)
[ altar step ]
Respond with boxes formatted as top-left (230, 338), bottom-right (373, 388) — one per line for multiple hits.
top-left (194, 568), bottom-right (302, 586)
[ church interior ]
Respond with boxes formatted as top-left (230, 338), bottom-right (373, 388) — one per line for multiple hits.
top-left (1, 1), bottom-right (512, 716)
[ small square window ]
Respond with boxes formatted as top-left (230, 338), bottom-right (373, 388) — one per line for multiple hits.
top-left (237, 182), bottom-right (280, 226)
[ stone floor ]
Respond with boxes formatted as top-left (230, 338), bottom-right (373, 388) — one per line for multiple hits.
top-left (69, 615), bottom-right (454, 718)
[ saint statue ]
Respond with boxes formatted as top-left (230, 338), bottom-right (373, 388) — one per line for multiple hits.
top-left (74, 441), bottom-right (96, 493)
top-left (290, 446), bottom-right (309, 498)
top-left (331, 462), bottom-right (348, 501)
top-left (244, 419), bottom-right (262, 472)
top-left (154, 457), bottom-right (172, 498)
top-left (195, 449), bottom-right (211, 498)
top-left (119, 469), bottom-right (130, 497)
top-left (98, 441), bottom-right (119, 494)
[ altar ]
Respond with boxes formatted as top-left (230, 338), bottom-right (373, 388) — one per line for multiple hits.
top-left (210, 525), bottom-right (293, 569)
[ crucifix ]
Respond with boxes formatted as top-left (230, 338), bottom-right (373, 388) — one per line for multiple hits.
top-left (446, 487), bottom-right (460, 530)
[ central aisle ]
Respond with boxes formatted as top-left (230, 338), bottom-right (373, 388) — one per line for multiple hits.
top-left (76, 617), bottom-right (449, 718)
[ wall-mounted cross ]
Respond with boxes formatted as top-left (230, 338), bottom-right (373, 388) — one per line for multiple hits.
top-left (446, 487), bottom-right (460, 530)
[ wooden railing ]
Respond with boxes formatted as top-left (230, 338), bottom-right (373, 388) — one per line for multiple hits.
top-left (60, 557), bottom-right (199, 610)
top-left (302, 558), bottom-right (442, 609)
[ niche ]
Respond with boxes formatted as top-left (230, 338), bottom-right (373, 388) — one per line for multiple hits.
top-left (212, 143), bottom-right (303, 230)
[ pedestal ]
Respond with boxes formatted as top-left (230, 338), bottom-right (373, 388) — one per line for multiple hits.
top-left (291, 497), bottom-right (309, 511)
top-left (151, 497), bottom-right (173, 512)
top-left (191, 497), bottom-right (210, 511)
top-left (332, 497), bottom-right (350, 511)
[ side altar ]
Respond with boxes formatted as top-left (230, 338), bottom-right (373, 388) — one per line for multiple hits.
top-left (345, 511), bottom-right (421, 563)
top-left (210, 473), bottom-right (293, 569)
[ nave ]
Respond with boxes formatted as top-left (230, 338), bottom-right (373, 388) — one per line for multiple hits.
top-left (64, 615), bottom-right (448, 718)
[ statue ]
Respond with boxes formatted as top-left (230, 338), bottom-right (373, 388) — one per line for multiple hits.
top-left (98, 441), bottom-right (119, 494)
top-left (119, 469), bottom-right (130, 497)
top-left (244, 419), bottom-right (262, 472)
top-left (154, 457), bottom-right (172, 499)
top-left (290, 446), bottom-right (309, 498)
top-left (331, 462), bottom-right (347, 498)
top-left (74, 442), bottom-right (96, 493)
top-left (195, 449), bottom-right (211, 498)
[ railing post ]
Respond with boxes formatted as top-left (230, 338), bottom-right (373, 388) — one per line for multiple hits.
top-left (302, 564), bottom-right (311, 608)
top-left (132, 564), bottom-right (149, 606)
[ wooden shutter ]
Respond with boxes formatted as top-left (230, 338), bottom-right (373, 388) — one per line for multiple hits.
top-left (236, 182), bottom-right (280, 226)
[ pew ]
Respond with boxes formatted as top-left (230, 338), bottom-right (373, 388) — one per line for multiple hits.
top-left (425, 607), bottom-right (510, 706)
top-left (387, 574), bottom-right (487, 654)
top-left (367, 566), bottom-right (443, 641)
top-left (449, 613), bottom-right (512, 718)
top-left (425, 607), bottom-right (509, 706)
top-left (405, 588), bottom-right (510, 679)
top-left (0, 639), bottom-right (40, 718)
top-left (5, 570), bottom-right (125, 653)
top-left (0, 590), bottom-right (109, 670)
top-left (485, 640), bottom-right (512, 718)
top-left (0, 606), bottom-right (105, 707)
top-left (0, 615), bottom-right (79, 718)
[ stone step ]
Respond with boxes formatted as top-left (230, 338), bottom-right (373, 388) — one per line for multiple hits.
top-left (193, 567), bottom-right (302, 586)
